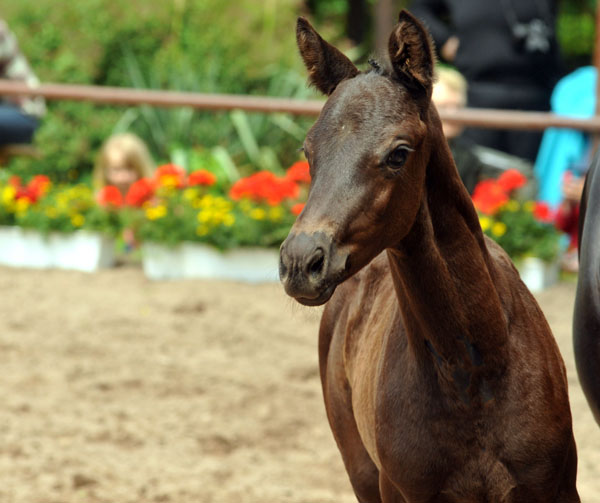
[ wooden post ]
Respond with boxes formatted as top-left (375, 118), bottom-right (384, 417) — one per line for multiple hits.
top-left (375, 0), bottom-right (395, 58)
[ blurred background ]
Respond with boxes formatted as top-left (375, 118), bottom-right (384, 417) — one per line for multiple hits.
top-left (2, 2), bottom-right (600, 502)
top-left (2, 0), bottom-right (595, 183)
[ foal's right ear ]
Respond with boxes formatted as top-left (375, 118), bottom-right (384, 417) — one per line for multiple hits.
top-left (296, 17), bottom-right (359, 95)
top-left (388, 10), bottom-right (436, 98)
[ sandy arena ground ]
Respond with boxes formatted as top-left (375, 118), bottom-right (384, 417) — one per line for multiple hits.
top-left (0, 265), bottom-right (599, 502)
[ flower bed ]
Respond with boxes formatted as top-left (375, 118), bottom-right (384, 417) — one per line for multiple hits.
top-left (0, 175), bottom-right (119, 272)
top-left (0, 163), bottom-right (568, 289)
top-left (472, 169), bottom-right (562, 290)
top-left (96, 161), bottom-right (310, 281)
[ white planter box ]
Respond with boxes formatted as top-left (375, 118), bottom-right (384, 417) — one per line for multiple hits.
top-left (0, 226), bottom-right (116, 272)
top-left (142, 242), bottom-right (280, 283)
top-left (516, 257), bottom-right (559, 293)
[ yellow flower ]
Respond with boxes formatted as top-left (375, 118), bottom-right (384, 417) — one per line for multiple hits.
top-left (15, 198), bottom-right (30, 214)
top-left (70, 214), bottom-right (85, 227)
top-left (56, 195), bottom-right (69, 210)
top-left (479, 216), bottom-right (492, 232)
top-left (183, 188), bottom-right (199, 201)
top-left (196, 225), bottom-right (210, 236)
top-left (250, 208), bottom-right (266, 220)
top-left (45, 208), bottom-right (58, 219)
top-left (491, 222), bottom-right (507, 237)
top-left (268, 207), bottom-right (283, 221)
top-left (145, 205), bottom-right (167, 220)
top-left (197, 210), bottom-right (213, 224)
top-left (223, 214), bottom-right (235, 227)
top-left (523, 201), bottom-right (535, 212)
top-left (504, 200), bottom-right (519, 212)
top-left (199, 194), bottom-right (215, 208)
top-left (159, 175), bottom-right (179, 188)
top-left (240, 200), bottom-right (253, 212)
top-left (2, 186), bottom-right (16, 205)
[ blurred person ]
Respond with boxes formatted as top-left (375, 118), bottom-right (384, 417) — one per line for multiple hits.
top-left (0, 18), bottom-right (45, 146)
top-left (534, 66), bottom-right (594, 207)
top-left (554, 148), bottom-right (591, 274)
top-left (433, 66), bottom-right (536, 197)
top-left (411, 0), bottom-right (562, 162)
top-left (433, 66), bottom-right (485, 193)
top-left (93, 132), bottom-right (154, 197)
top-left (94, 132), bottom-right (155, 254)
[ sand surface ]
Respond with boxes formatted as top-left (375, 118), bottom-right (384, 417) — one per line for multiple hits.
top-left (0, 266), bottom-right (598, 502)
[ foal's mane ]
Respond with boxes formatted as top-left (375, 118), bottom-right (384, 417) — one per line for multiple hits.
top-left (366, 57), bottom-right (435, 99)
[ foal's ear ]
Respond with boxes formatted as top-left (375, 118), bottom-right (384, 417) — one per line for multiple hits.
top-left (296, 17), bottom-right (359, 95)
top-left (388, 10), bottom-right (436, 98)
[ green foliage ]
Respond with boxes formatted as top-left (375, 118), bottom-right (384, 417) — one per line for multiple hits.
top-left (480, 202), bottom-right (561, 263)
top-left (557, 11), bottom-right (595, 65)
top-left (3, 0), bottom-right (316, 181)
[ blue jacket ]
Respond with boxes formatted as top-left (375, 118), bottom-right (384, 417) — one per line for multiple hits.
top-left (534, 66), bottom-right (596, 207)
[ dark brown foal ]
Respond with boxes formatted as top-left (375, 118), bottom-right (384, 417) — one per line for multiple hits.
top-left (279, 10), bottom-right (579, 503)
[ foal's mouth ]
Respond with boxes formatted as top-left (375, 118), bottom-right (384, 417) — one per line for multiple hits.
top-left (294, 283), bottom-right (338, 306)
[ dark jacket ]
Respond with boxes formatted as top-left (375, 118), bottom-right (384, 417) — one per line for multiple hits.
top-left (411, 0), bottom-right (561, 93)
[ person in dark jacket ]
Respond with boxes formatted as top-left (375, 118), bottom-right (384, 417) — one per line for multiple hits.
top-left (0, 19), bottom-right (45, 147)
top-left (411, 0), bottom-right (562, 163)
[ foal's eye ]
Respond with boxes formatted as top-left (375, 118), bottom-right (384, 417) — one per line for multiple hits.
top-left (386, 145), bottom-right (413, 170)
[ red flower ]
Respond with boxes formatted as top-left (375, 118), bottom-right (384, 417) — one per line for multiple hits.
top-left (533, 201), bottom-right (554, 223)
top-left (291, 203), bottom-right (305, 216)
top-left (97, 186), bottom-right (124, 207)
top-left (471, 180), bottom-right (509, 215)
top-left (188, 169), bottom-right (217, 187)
top-left (125, 178), bottom-right (155, 207)
top-left (15, 187), bottom-right (37, 203)
top-left (497, 169), bottom-right (527, 192)
top-left (27, 175), bottom-right (51, 197)
top-left (154, 163), bottom-right (186, 188)
top-left (286, 161), bottom-right (311, 184)
top-left (229, 171), bottom-right (299, 206)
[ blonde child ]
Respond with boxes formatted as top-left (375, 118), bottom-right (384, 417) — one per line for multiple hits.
top-left (93, 133), bottom-right (154, 197)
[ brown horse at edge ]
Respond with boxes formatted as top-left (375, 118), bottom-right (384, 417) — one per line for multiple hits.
top-left (279, 10), bottom-right (579, 503)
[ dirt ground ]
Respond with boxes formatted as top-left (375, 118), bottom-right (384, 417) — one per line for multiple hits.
top-left (0, 265), bottom-right (599, 503)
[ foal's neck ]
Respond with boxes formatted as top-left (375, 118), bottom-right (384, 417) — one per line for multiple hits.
top-left (387, 111), bottom-right (509, 394)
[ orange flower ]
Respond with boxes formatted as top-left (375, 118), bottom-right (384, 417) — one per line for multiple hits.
top-left (291, 203), bottom-right (305, 216)
top-left (28, 175), bottom-right (51, 198)
top-left (188, 170), bottom-right (217, 187)
top-left (229, 171), bottom-right (299, 206)
top-left (286, 161), bottom-right (311, 184)
top-left (497, 169), bottom-right (527, 192)
top-left (97, 186), bottom-right (123, 207)
top-left (154, 164), bottom-right (186, 188)
top-left (125, 178), bottom-right (155, 207)
top-left (472, 180), bottom-right (508, 215)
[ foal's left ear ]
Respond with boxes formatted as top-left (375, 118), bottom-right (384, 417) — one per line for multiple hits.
top-left (388, 10), bottom-right (436, 98)
top-left (297, 17), bottom-right (359, 95)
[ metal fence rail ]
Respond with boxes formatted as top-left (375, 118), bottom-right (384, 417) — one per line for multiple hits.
top-left (2, 79), bottom-right (600, 133)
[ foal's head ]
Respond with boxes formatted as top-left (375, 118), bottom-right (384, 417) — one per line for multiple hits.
top-left (280, 10), bottom-right (438, 306)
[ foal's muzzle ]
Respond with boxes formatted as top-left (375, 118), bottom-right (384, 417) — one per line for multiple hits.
top-left (279, 231), bottom-right (349, 306)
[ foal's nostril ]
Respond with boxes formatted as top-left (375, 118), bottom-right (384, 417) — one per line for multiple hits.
top-left (279, 254), bottom-right (289, 280)
top-left (307, 248), bottom-right (325, 278)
